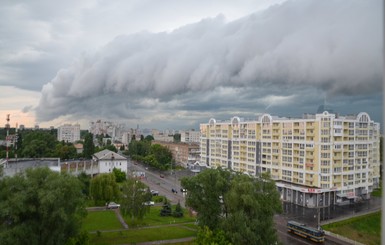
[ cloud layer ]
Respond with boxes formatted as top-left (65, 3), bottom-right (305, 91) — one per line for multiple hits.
top-left (35, 0), bottom-right (383, 127)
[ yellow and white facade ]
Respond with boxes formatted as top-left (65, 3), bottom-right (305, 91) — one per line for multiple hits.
top-left (200, 111), bottom-right (380, 207)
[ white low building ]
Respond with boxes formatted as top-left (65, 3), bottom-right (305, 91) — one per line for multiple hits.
top-left (92, 149), bottom-right (127, 174)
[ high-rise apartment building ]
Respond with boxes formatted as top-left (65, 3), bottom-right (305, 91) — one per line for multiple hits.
top-left (181, 130), bottom-right (201, 143)
top-left (200, 111), bottom-right (380, 207)
top-left (57, 124), bottom-right (80, 143)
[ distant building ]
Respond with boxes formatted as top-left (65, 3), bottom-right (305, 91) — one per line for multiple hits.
top-left (180, 130), bottom-right (200, 143)
top-left (121, 131), bottom-right (132, 146)
top-left (152, 141), bottom-right (200, 168)
top-left (152, 130), bottom-right (174, 142)
top-left (92, 149), bottom-right (127, 174)
top-left (200, 111), bottom-right (380, 207)
top-left (57, 124), bottom-right (80, 143)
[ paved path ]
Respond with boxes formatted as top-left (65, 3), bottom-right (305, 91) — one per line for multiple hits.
top-left (129, 237), bottom-right (195, 245)
top-left (114, 209), bottom-right (128, 229)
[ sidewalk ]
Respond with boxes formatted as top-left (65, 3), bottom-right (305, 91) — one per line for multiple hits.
top-left (130, 237), bottom-right (195, 245)
top-left (114, 209), bottom-right (128, 229)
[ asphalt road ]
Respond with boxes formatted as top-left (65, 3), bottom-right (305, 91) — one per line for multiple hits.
top-left (129, 162), bottom-right (189, 207)
top-left (128, 161), bottom-right (380, 245)
top-left (275, 214), bottom-right (353, 245)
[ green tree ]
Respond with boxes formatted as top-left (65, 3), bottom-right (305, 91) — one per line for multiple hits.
top-left (19, 131), bottom-right (57, 157)
top-left (0, 167), bottom-right (87, 245)
top-left (181, 168), bottom-right (231, 230)
top-left (173, 202), bottom-right (183, 217)
top-left (173, 133), bottom-right (181, 143)
top-left (77, 172), bottom-right (91, 197)
top-left (182, 169), bottom-right (282, 245)
top-left (120, 178), bottom-right (152, 224)
top-left (144, 135), bottom-right (154, 141)
top-left (195, 226), bottom-right (232, 245)
top-left (150, 144), bottom-right (173, 170)
top-left (222, 173), bottom-right (281, 244)
top-left (89, 173), bottom-right (120, 205)
top-left (128, 140), bottom-right (150, 159)
top-left (65, 230), bottom-right (89, 245)
top-left (160, 199), bottom-right (172, 217)
top-left (83, 133), bottom-right (95, 159)
top-left (112, 168), bottom-right (126, 183)
top-left (55, 143), bottom-right (77, 160)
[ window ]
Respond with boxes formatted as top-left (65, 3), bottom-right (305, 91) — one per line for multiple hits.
top-left (321, 129), bottom-right (329, 135)
top-left (321, 153), bottom-right (330, 158)
top-left (321, 137), bottom-right (330, 143)
top-left (321, 176), bottom-right (329, 181)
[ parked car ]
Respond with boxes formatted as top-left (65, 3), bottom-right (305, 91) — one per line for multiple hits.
top-left (143, 201), bottom-right (155, 206)
top-left (106, 202), bottom-right (120, 209)
top-left (151, 190), bottom-right (159, 196)
top-left (180, 188), bottom-right (187, 192)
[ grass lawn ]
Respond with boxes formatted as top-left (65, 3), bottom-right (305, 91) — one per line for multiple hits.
top-left (89, 226), bottom-right (197, 245)
top-left (83, 210), bottom-right (123, 231)
top-left (122, 205), bottom-right (197, 226)
top-left (322, 211), bottom-right (381, 245)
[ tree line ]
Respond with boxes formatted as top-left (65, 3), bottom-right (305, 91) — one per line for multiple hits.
top-left (0, 164), bottom-right (283, 245)
top-left (0, 129), bottom-right (174, 172)
top-left (126, 136), bottom-right (173, 170)
top-left (0, 166), bottom-right (181, 245)
top-left (0, 129), bottom-right (114, 160)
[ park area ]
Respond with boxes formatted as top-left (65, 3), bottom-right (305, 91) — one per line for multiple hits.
top-left (322, 211), bottom-right (381, 245)
top-left (83, 205), bottom-right (197, 245)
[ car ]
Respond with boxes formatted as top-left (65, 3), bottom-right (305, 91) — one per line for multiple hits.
top-left (143, 201), bottom-right (155, 206)
top-left (180, 188), bottom-right (187, 192)
top-left (160, 174), bottom-right (165, 178)
top-left (151, 190), bottom-right (159, 196)
top-left (106, 202), bottom-right (120, 209)
top-left (171, 188), bottom-right (178, 194)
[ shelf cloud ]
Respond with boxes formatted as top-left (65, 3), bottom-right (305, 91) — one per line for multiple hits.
top-left (35, 0), bottom-right (382, 127)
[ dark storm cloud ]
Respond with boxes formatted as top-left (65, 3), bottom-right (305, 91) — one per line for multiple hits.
top-left (36, 0), bottom-right (382, 124)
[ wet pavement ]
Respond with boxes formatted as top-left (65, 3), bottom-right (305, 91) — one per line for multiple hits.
top-left (281, 196), bottom-right (382, 228)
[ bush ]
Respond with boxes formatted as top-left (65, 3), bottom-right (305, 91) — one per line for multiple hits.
top-left (153, 195), bottom-right (166, 203)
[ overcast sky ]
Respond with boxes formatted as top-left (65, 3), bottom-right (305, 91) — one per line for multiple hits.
top-left (0, 0), bottom-right (383, 130)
